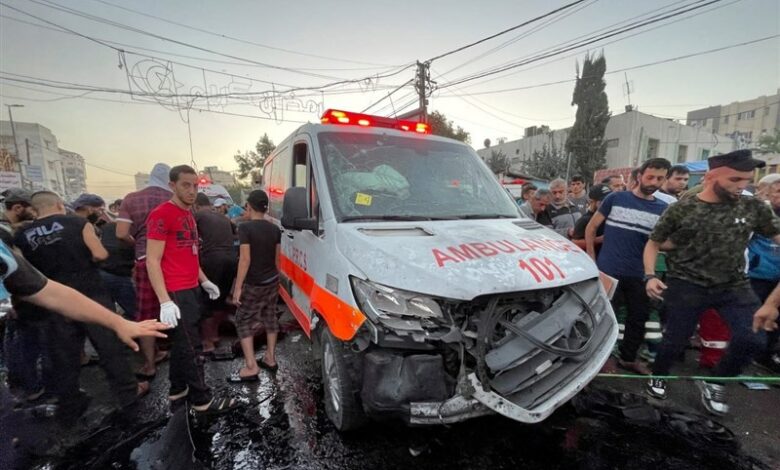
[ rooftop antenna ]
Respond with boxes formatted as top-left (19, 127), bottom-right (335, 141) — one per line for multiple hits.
top-left (623, 72), bottom-right (634, 112)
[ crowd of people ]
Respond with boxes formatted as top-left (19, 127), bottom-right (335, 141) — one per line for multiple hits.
top-left (0, 163), bottom-right (283, 423)
top-left (518, 149), bottom-right (780, 416)
top-left (0, 150), bottom-right (778, 433)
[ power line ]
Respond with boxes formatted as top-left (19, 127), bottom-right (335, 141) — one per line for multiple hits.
top-left (9, 0), bottom-right (415, 88)
top-left (0, 13), bottom-right (406, 73)
top-left (439, 0), bottom-right (600, 77)
top-left (450, 0), bottom-right (742, 91)
top-left (438, 35), bottom-right (778, 96)
top-left (427, 0), bottom-right (589, 62)
top-left (361, 79), bottom-right (414, 113)
top-left (439, 0), bottom-right (724, 89)
top-left (89, 0), bottom-right (398, 68)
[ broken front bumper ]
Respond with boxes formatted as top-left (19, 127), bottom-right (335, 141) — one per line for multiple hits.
top-left (409, 311), bottom-right (618, 425)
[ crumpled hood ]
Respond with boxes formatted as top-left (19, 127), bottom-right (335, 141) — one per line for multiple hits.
top-left (337, 219), bottom-right (598, 300)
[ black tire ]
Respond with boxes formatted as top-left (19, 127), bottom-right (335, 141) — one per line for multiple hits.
top-left (320, 327), bottom-right (367, 431)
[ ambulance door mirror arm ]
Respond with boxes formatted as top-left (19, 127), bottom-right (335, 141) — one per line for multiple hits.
top-left (282, 187), bottom-right (318, 232)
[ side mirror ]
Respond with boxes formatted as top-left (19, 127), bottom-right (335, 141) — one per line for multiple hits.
top-left (281, 187), bottom-right (317, 231)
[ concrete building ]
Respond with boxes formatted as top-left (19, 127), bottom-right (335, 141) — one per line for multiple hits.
top-left (686, 89), bottom-right (780, 146)
top-left (202, 166), bottom-right (236, 187)
top-left (477, 110), bottom-right (735, 174)
top-left (59, 149), bottom-right (87, 200)
top-left (0, 121), bottom-right (66, 193)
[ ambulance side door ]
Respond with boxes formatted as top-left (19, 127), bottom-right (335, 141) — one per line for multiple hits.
top-left (283, 138), bottom-right (324, 332)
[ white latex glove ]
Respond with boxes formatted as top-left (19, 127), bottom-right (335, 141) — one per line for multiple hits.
top-left (160, 301), bottom-right (181, 328)
top-left (201, 280), bottom-right (220, 300)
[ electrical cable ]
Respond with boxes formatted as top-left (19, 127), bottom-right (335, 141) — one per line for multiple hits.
top-left (90, 0), bottom-right (399, 68)
top-left (427, 0), bottom-right (589, 62)
top-left (439, 0), bottom-right (724, 89)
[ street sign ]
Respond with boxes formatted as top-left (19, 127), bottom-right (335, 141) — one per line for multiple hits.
top-left (24, 164), bottom-right (43, 182)
top-left (0, 171), bottom-right (22, 190)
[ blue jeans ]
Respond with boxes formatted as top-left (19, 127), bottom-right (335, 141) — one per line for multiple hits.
top-left (100, 271), bottom-right (137, 320)
top-left (653, 278), bottom-right (766, 378)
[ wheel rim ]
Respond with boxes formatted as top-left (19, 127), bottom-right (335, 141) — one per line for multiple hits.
top-left (323, 340), bottom-right (342, 413)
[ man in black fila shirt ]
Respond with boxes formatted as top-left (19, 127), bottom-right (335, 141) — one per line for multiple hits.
top-left (14, 191), bottom-right (145, 419)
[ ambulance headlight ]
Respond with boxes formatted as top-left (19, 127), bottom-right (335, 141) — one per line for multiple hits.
top-left (350, 277), bottom-right (443, 321)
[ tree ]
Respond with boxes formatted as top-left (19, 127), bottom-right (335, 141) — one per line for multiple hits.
top-left (487, 149), bottom-right (509, 175)
top-left (234, 133), bottom-right (276, 179)
top-left (757, 129), bottom-right (780, 154)
top-left (226, 183), bottom-right (249, 204)
top-left (565, 53), bottom-right (611, 181)
top-left (521, 141), bottom-right (568, 181)
top-left (427, 111), bottom-right (470, 144)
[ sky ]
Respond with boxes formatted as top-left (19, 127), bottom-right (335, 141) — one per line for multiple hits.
top-left (1, 0), bottom-right (778, 199)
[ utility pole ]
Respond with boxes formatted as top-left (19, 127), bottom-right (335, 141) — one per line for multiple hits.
top-left (5, 104), bottom-right (27, 188)
top-left (415, 61), bottom-right (430, 123)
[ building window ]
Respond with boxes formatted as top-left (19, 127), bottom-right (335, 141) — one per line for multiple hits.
top-left (515, 149), bottom-right (519, 155)
top-left (765, 106), bottom-right (770, 116)
top-left (677, 145), bottom-right (688, 163)
top-left (606, 138), bottom-right (619, 148)
top-left (702, 119), bottom-right (708, 127)
top-left (700, 149), bottom-right (710, 160)
top-left (737, 110), bottom-right (755, 120)
top-left (723, 115), bottom-right (729, 124)
top-left (646, 138), bottom-right (659, 160)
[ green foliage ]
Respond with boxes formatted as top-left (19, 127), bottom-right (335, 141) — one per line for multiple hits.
top-left (427, 111), bottom-right (470, 144)
top-left (487, 149), bottom-right (509, 175)
top-left (521, 140), bottom-right (568, 181)
top-left (565, 53), bottom-right (611, 181)
top-left (757, 129), bottom-right (780, 154)
top-left (234, 133), bottom-right (276, 179)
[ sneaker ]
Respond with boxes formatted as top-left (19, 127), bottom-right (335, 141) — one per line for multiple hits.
top-left (754, 353), bottom-right (780, 374)
top-left (696, 380), bottom-right (729, 416)
top-left (646, 378), bottom-right (668, 400)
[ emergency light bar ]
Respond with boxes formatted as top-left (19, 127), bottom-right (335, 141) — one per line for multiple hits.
top-left (320, 109), bottom-right (430, 134)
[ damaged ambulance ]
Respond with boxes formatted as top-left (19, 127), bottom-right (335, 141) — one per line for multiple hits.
top-left (264, 109), bottom-right (618, 430)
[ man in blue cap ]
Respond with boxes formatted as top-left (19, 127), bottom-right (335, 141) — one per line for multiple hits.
top-left (643, 149), bottom-right (780, 416)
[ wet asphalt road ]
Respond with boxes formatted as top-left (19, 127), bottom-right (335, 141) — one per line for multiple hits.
top-left (19, 310), bottom-right (780, 470)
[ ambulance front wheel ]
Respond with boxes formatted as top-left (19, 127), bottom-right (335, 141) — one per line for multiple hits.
top-left (321, 327), bottom-right (367, 431)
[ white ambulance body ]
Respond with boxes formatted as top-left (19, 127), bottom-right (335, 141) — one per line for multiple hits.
top-left (263, 110), bottom-right (618, 430)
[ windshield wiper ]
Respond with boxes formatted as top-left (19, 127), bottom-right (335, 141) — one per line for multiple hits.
top-left (341, 215), bottom-right (456, 222)
top-left (456, 214), bottom-right (518, 220)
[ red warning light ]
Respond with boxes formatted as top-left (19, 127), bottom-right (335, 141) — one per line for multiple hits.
top-left (320, 109), bottom-right (430, 134)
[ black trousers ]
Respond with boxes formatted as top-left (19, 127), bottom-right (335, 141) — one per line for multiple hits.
top-left (169, 287), bottom-right (211, 406)
top-left (47, 290), bottom-right (137, 410)
top-left (653, 279), bottom-right (765, 377)
top-left (612, 276), bottom-right (652, 363)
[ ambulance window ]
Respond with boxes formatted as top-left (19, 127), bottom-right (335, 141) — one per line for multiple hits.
top-left (268, 146), bottom-right (291, 219)
top-left (293, 143), bottom-right (307, 188)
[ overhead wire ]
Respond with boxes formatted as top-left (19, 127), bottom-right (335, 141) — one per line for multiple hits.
top-left (89, 0), bottom-right (399, 68)
top-left (435, 35), bottom-right (778, 97)
top-left (0, 13), bottom-right (408, 73)
top-left (438, 0), bottom-right (725, 89)
top-left (438, 0), bottom-right (601, 77)
top-left (449, 0), bottom-right (743, 91)
top-left (426, 0), bottom-right (589, 62)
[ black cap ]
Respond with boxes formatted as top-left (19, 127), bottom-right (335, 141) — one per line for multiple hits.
top-left (0, 188), bottom-right (32, 205)
top-left (708, 149), bottom-right (765, 172)
top-left (72, 193), bottom-right (105, 209)
top-left (588, 184), bottom-right (612, 201)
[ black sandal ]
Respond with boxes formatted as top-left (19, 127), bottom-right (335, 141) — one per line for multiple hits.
top-left (226, 372), bottom-right (259, 383)
top-left (259, 359), bottom-right (278, 374)
top-left (191, 396), bottom-right (242, 416)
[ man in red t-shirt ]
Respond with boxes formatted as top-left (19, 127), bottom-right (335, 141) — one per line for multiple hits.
top-left (146, 165), bottom-right (238, 415)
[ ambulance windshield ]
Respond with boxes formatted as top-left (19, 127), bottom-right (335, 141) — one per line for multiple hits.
top-left (318, 132), bottom-right (520, 221)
